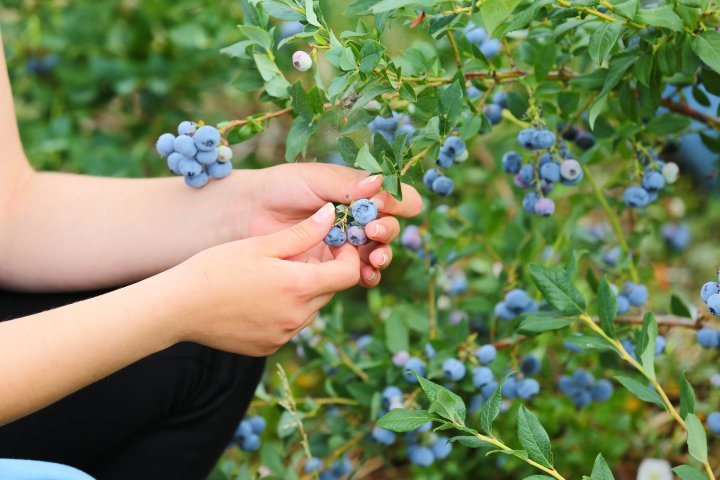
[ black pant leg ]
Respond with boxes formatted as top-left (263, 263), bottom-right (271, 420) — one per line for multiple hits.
top-left (0, 289), bottom-right (265, 480)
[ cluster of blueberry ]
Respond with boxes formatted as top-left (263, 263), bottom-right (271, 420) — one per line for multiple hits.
top-left (466, 86), bottom-right (506, 125)
top-left (406, 422), bottom-right (453, 467)
top-left (616, 282), bottom-right (649, 314)
top-left (323, 199), bottom-right (378, 247)
top-left (502, 355), bottom-right (542, 400)
top-left (155, 122), bottom-right (232, 188)
top-left (623, 152), bottom-right (679, 208)
top-left (661, 223), bottom-right (690, 251)
top-left (26, 54), bottom-right (58, 75)
top-left (443, 266), bottom-right (469, 296)
top-left (558, 370), bottom-right (613, 409)
top-left (368, 113), bottom-right (415, 144)
top-left (700, 272), bottom-right (720, 317)
top-left (503, 127), bottom-right (582, 217)
top-left (494, 289), bottom-right (538, 321)
top-left (232, 415), bottom-right (266, 452)
top-left (423, 136), bottom-right (467, 196)
top-left (559, 125), bottom-right (596, 151)
top-left (465, 22), bottom-right (501, 59)
top-left (303, 457), bottom-right (352, 480)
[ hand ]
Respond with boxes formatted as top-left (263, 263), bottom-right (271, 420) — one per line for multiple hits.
top-left (167, 203), bottom-right (360, 356)
top-left (237, 163), bottom-right (423, 287)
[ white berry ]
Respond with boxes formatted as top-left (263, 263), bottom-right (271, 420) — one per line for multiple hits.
top-left (662, 161), bottom-right (679, 184)
top-left (217, 145), bottom-right (233, 163)
top-left (292, 51), bottom-right (312, 71)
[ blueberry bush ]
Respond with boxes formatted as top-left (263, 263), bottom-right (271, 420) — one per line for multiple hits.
top-left (6, 0), bottom-right (720, 478)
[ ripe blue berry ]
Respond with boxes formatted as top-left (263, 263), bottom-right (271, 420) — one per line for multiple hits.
top-left (572, 369), bottom-right (594, 388)
top-left (591, 379), bottom-right (613, 402)
top-left (480, 39), bottom-right (501, 59)
top-left (624, 186), bottom-right (650, 208)
top-left (194, 125), bottom-right (221, 152)
top-left (484, 104), bottom-right (502, 125)
top-left (661, 223), bottom-right (690, 251)
top-left (473, 366), bottom-right (495, 388)
top-left (443, 136), bottom-right (466, 157)
top-left (382, 386), bottom-right (403, 408)
top-left (520, 355), bottom-right (541, 376)
top-left (347, 225), bottom-right (368, 246)
top-left (642, 170), bottom-right (665, 192)
top-left (697, 328), bottom-right (720, 349)
top-left (178, 158), bottom-right (203, 176)
top-left (235, 420), bottom-right (252, 438)
top-left (351, 199), bottom-right (378, 225)
top-left (156, 133), bottom-right (176, 157)
top-left (174, 135), bottom-right (198, 158)
top-left (403, 357), bottom-right (426, 382)
top-left (185, 171), bottom-right (209, 189)
top-left (522, 192), bottom-right (539, 213)
top-left (466, 85), bottom-right (482, 98)
top-left (574, 132), bottom-right (595, 150)
top-left (617, 294), bottom-right (630, 314)
top-left (248, 416), bottom-right (266, 434)
top-left (208, 161), bottom-right (232, 179)
top-left (622, 282), bottom-right (648, 307)
top-left (240, 433), bottom-right (260, 451)
top-left (423, 169), bottom-right (442, 190)
top-left (655, 335), bottom-right (666, 356)
top-left (534, 198), bottom-right (555, 217)
top-left (372, 427), bottom-right (396, 445)
top-left (540, 162), bottom-right (561, 183)
top-left (432, 176), bottom-right (454, 196)
top-left (476, 344), bottom-right (497, 364)
top-left (708, 412), bottom-right (720, 435)
top-left (304, 458), bottom-right (323, 474)
top-left (505, 289), bottom-right (533, 314)
top-left (708, 293), bottom-right (720, 316)
top-left (424, 343), bottom-right (437, 359)
top-left (517, 128), bottom-right (536, 149)
top-left (502, 151), bottom-right (522, 174)
top-left (466, 24), bottom-right (488, 44)
top-left (280, 21), bottom-right (304, 39)
top-left (178, 121), bottom-right (196, 136)
top-left (516, 378), bottom-right (540, 400)
top-left (408, 446), bottom-right (434, 467)
top-left (437, 149), bottom-right (454, 168)
top-left (519, 164), bottom-right (536, 186)
top-left (443, 358), bottom-right (466, 381)
top-left (167, 152), bottom-right (184, 175)
top-left (324, 226), bottom-right (347, 247)
top-left (531, 130), bottom-right (556, 150)
top-left (401, 225), bottom-right (423, 251)
top-left (431, 438), bottom-right (452, 460)
top-left (501, 375), bottom-right (518, 398)
top-left (196, 149), bottom-right (219, 165)
top-left (701, 282), bottom-right (720, 303)
top-left (480, 380), bottom-right (499, 400)
top-left (494, 301), bottom-right (514, 321)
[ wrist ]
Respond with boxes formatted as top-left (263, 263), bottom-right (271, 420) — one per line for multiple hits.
top-left (209, 168), bottom-right (257, 243)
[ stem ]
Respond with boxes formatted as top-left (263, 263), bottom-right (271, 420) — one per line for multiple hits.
top-left (337, 346), bottom-right (369, 382)
top-left (584, 167), bottom-right (640, 283)
top-left (428, 271), bottom-right (438, 340)
top-left (554, 0), bottom-right (645, 28)
top-left (400, 144), bottom-right (434, 176)
top-left (476, 433), bottom-right (567, 480)
top-left (217, 107), bottom-right (293, 135)
top-left (446, 30), bottom-right (462, 70)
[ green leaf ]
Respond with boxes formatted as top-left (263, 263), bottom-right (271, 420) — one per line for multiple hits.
top-left (614, 375), bottom-right (666, 410)
top-left (528, 264), bottom-right (586, 314)
top-left (517, 314), bottom-right (577, 334)
top-left (599, 53), bottom-right (640, 98)
top-left (590, 453), bottom-right (615, 480)
top-left (685, 414), bottom-right (708, 464)
top-left (692, 31), bottom-right (720, 75)
top-left (376, 409), bottom-right (438, 432)
top-left (478, 375), bottom-right (507, 434)
top-left (264, 1), bottom-right (305, 21)
top-left (487, 449), bottom-right (528, 459)
top-left (359, 39), bottom-right (385, 73)
top-left (517, 406), bottom-right (553, 468)
top-left (440, 81), bottom-right (464, 124)
top-left (635, 5), bottom-right (684, 32)
top-left (612, 0), bottom-right (638, 19)
top-left (285, 117), bottom-right (316, 161)
top-left (369, 0), bottom-right (431, 14)
top-left (304, 0), bottom-right (321, 27)
top-left (588, 21), bottom-right (623, 65)
top-left (479, 0), bottom-right (523, 36)
top-left (679, 372), bottom-right (696, 419)
top-left (429, 389), bottom-right (466, 425)
top-left (634, 54), bottom-right (654, 87)
top-left (355, 144), bottom-right (383, 174)
top-left (449, 435), bottom-right (494, 448)
top-left (384, 313), bottom-right (408, 353)
top-left (237, 25), bottom-right (273, 52)
top-left (645, 113), bottom-right (692, 134)
top-left (417, 376), bottom-right (466, 424)
top-left (496, 0), bottom-right (551, 35)
top-left (564, 334), bottom-right (617, 352)
top-left (597, 277), bottom-right (616, 337)
top-left (673, 465), bottom-right (708, 480)
top-left (670, 294), bottom-right (693, 318)
top-left (636, 312), bottom-right (658, 381)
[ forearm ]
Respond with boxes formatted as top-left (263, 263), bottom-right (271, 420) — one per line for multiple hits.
top-left (0, 170), bottom-right (253, 291)
top-left (0, 273), bottom-right (178, 425)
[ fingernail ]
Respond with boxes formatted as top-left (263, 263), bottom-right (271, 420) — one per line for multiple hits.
top-left (360, 174), bottom-right (382, 186)
top-left (312, 202), bottom-right (335, 223)
top-left (378, 254), bottom-right (387, 267)
top-left (367, 270), bottom-right (376, 282)
top-left (371, 196), bottom-right (385, 210)
top-left (372, 224), bottom-right (386, 238)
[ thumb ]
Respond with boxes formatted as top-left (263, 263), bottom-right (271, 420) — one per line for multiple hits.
top-left (262, 202), bottom-right (336, 258)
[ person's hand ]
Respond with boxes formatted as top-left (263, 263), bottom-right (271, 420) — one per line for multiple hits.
top-left (235, 163), bottom-right (423, 287)
top-left (165, 203), bottom-right (360, 356)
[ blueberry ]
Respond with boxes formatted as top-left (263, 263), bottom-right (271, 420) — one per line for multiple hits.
top-left (493, 90), bottom-right (508, 108)
top-left (437, 149), bottom-right (454, 168)
top-left (351, 199), bottom-right (378, 225)
top-left (502, 151), bottom-right (522, 174)
top-left (501, 375), bottom-right (518, 398)
top-left (279, 21), bottom-right (304, 39)
top-left (531, 130), bottom-right (556, 150)
top-left (401, 225), bottom-right (423, 251)
top-left (369, 116), bottom-right (398, 134)
top-left (623, 282), bottom-right (649, 307)
top-left (196, 148), bottom-right (219, 165)
top-left (371, 427), bottom-right (396, 445)
top-left (217, 145), bottom-right (233, 163)
top-left (622, 339), bottom-right (637, 361)
top-left (194, 125), bottom-right (221, 152)
top-left (240, 433), bottom-right (261, 451)
top-left (481, 380), bottom-right (499, 400)
top-left (174, 135), bottom-right (198, 158)
top-left (292, 50), bottom-right (313, 71)
top-left (167, 152), bottom-right (184, 175)
top-left (520, 355), bottom-right (541, 376)
top-left (331, 457), bottom-right (352, 477)
top-left (430, 438), bottom-right (452, 460)
top-left (560, 166), bottom-right (584, 186)
top-left (155, 133), bottom-right (176, 157)
top-left (305, 458), bottom-right (323, 473)
top-left (347, 225), bottom-right (368, 246)
top-left (515, 378), bottom-right (540, 400)
top-left (571, 390), bottom-right (593, 409)
top-left (708, 412), bottom-right (720, 435)
top-left (661, 223), bottom-right (690, 251)
top-left (560, 159), bottom-right (582, 181)
top-left (408, 446), bottom-right (434, 467)
top-left (424, 343), bottom-right (437, 359)
top-left (480, 38), bottom-right (501, 59)
top-left (572, 369), bottom-right (594, 388)
top-left (443, 136), bottom-right (466, 157)
top-left (466, 85), bottom-right (482, 98)
top-left (655, 335), bottom-right (666, 356)
top-left (662, 162), bottom-right (679, 184)
top-left (624, 186), bottom-right (650, 208)
top-left (235, 420), bottom-right (253, 438)
top-left (708, 293), bottom-right (720, 316)
top-left (443, 358), bottom-right (466, 381)
top-left (522, 192), bottom-right (539, 213)
top-left (505, 289), bottom-right (533, 314)
top-left (178, 121), bottom-right (196, 136)
top-left (564, 338), bottom-right (582, 353)
top-left (185, 171), bottom-right (210, 189)
top-left (416, 421), bottom-right (432, 433)
top-left (466, 24), bottom-right (488, 45)
top-left (617, 294), bottom-right (630, 314)
top-left (382, 386), bottom-right (403, 406)
top-left (561, 125), bottom-right (579, 141)
top-left (602, 246), bottom-right (621, 267)
top-left (208, 161), bottom-right (232, 179)
top-left (558, 376), bottom-right (574, 395)
top-left (574, 132), bottom-right (595, 150)
top-left (533, 197), bottom-right (555, 217)
top-left (484, 104), bottom-right (502, 125)
top-left (517, 128), bottom-right (536, 149)
top-left (392, 351), bottom-right (410, 366)
top-left (423, 169), bottom-right (442, 190)
top-left (178, 158), bottom-right (203, 176)
top-left (591, 379), bottom-right (613, 402)
top-left (403, 357), bottom-right (426, 382)
top-left (476, 344), bottom-right (497, 364)
top-left (248, 416), bottom-right (266, 434)
top-left (539, 163), bottom-right (561, 183)
top-left (701, 282), bottom-right (720, 303)
top-left (473, 366), bottom-right (495, 388)
top-left (696, 328), bottom-right (720, 349)
top-left (519, 163), bottom-right (536, 184)
top-left (432, 176), bottom-right (454, 196)
top-left (324, 226), bottom-right (347, 247)
top-left (494, 301), bottom-right (515, 321)
top-left (397, 123), bottom-right (416, 143)
top-left (454, 148), bottom-right (469, 164)
top-left (514, 173), bottom-right (531, 189)
top-left (642, 170), bottom-right (665, 192)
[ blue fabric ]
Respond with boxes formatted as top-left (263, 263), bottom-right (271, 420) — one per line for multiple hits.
top-left (0, 459), bottom-right (95, 480)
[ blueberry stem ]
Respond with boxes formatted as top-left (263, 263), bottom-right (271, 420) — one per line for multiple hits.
top-left (337, 347), bottom-right (369, 382)
top-left (471, 431), bottom-right (567, 480)
top-left (446, 30), bottom-right (462, 70)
